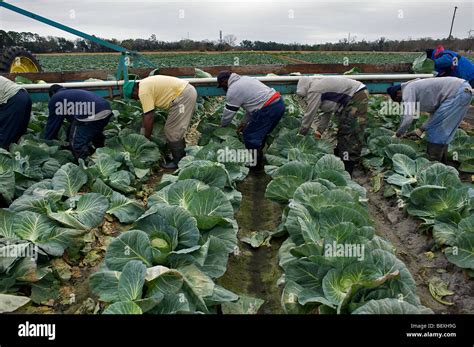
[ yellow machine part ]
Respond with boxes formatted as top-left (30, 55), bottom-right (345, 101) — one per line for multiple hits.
top-left (9, 55), bottom-right (41, 73)
top-left (0, 46), bottom-right (42, 73)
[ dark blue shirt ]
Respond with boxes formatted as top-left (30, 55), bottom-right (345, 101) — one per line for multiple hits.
top-left (431, 50), bottom-right (474, 82)
top-left (45, 88), bottom-right (111, 140)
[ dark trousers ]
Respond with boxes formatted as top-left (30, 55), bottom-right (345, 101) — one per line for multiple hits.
top-left (470, 79), bottom-right (474, 88)
top-left (0, 90), bottom-right (32, 149)
top-left (335, 89), bottom-right (369, 162)
top-left (69, 116), bottom-right (110, 160)
top-left (243, 98), bottom-right (285, 149)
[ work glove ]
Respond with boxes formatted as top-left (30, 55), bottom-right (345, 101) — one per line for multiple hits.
top-left (236, 122), bottom-right (246, 134)
top-left (298, 128), bottom-right (309, 137)
top-left (404, 128), bottom-right (424, 140)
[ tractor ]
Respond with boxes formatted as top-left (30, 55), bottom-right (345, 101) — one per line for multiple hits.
top-left (0, 45), bottom-right (42, 73)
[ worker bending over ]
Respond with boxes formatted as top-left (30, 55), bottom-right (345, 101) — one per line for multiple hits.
top-left (123, 75), bottom-right (197, 170)
top-left (45, 85), bottom-right (112, 160)
top-left (426, 45), bottom-right (474, 88)
top-left (297, 76), bottom-right (368, 175)
top-left (217, 71), bottom-right (285, 170)
top-left (0, 76), bottom-right (32, 149)
top-left (387, 77), bottom-right (472, 163)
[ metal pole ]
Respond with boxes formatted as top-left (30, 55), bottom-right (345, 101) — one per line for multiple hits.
top-left (448, 6), bottom-right (458, 39)
top-left (0, 1), bottom-right (156, 68)
top-left (19, 74), bottom-right (435, 90)
top-left (0, 1), bottom-right (128, 53)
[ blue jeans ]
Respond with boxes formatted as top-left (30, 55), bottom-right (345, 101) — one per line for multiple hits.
top-left (243, 98), bottom-right (285, 149)
top-left (0, 90), bottom-right (31, 149)
top-left (69, 116), bottom-right (111, 160)
top-left (425, 83), bottom-right (472, 144)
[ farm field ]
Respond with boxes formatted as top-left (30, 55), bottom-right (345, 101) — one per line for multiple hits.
top-left (1, 87), bottom-right (473, 315)
top-left (37, 52), bottom-right (292, 71)
top-left (36, 51), bottom-right (428, 71)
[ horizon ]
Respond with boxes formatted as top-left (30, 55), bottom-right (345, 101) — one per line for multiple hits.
top-left (1, 0), bottom-right (473, 45)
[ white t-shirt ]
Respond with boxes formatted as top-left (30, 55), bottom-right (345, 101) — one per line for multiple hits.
top-left (0, 76), bottom-right (22, 104)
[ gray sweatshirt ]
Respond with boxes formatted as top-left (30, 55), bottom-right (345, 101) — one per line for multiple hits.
top-left (396, 77), bottom-right (468, 135)
top-left (220, 74), bottom-right (276, 127)
top-left (296, 76), bottom-right (365, 135)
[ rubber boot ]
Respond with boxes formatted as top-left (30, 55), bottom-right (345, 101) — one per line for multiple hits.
top-left (251, 147), bottom-right (265, 172)
top-left (442, 145), bottom-right (449, 164)
top-left (249, 143), bottom-right (266, 172)
top-left (427, 142), bottom-right (448, 164)
top-left (344, 160), bottom-right (356, 176)
top-left (160, 139), bottom-right (186, 170)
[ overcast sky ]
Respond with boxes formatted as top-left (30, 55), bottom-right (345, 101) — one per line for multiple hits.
top-left (1, 0), bottom-right (473, 44)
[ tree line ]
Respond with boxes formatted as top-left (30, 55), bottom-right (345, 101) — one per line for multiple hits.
top-left (1, 30), bottom-right (473, 53)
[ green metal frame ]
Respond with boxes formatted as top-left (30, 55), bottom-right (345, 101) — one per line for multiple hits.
top-left (0, 0), bottom-right (155, 80)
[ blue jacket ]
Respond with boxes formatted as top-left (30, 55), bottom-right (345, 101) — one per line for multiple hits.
top-left (431, 49), bottom-right (474, 82)
top-left (45, 88), bottom-right (111, 140)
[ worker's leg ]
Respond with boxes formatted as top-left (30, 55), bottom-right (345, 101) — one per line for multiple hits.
top-left (426, 143), bottom-right (448, 163)
top-left (0, 90), bottom-right (32, 149)
top-left (335, 90), bottom-right (368, 175)
top-left (470, 79), bottom-right (474, 89)
top-left (90, 116), bottom-right (112, 149)
top-left (162, 84), bottom-right (197, 168)
top-left (242, 98), bottom-right (285, 149)
top-left (164, 84), bottom-right (197, 143)
top-left (243, 99), bottom-right (285, 170)
top-left (265, 99), bottom-right (286, 135)
top-left (69, 121), bottom-right (89, 160)
top-left (69, 117), bottom-right (110, 160)
top-left (425, 83), bottom-right (472, 163)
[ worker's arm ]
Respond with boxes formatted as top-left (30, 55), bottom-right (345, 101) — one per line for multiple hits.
top-left (44, 99), bottom-right (65, 140)
top-left (142, 111), bottom-right (154, 139)
top-left (299, 92), bottom-right (322, 135)
top-left (221, 103), bottom-right (240, 127)
top-left (221, 89), bottom-right (242, 127)
top-left (395, 86), bottom-right (416, 137)
top-left (138, 91), bottom-right (157, 139)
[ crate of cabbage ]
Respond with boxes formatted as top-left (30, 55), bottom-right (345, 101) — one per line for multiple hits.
top-left (0, 92), bottom-right (473, 315)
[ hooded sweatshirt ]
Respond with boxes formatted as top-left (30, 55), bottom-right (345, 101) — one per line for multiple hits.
top-left (396, 77), bottom-right (469, 136)
top-left (296, 76), bottom-right (365, 135)
top-left (220, 73), bottom-right (276, 127)
top-left (430, 49), bottom-right (474, 82)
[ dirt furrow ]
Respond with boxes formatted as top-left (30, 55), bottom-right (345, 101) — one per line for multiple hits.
top-left (218, 171), bottom-right (284, 314)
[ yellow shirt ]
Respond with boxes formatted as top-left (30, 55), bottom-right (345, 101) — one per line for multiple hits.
top-left (138, 75), bottom-right (188, 113)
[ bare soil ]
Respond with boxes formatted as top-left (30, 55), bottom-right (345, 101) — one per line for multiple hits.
top-left (218, 171), bottom-right (284, 314)
top-left (353, 169), bottom-right (474, 314)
